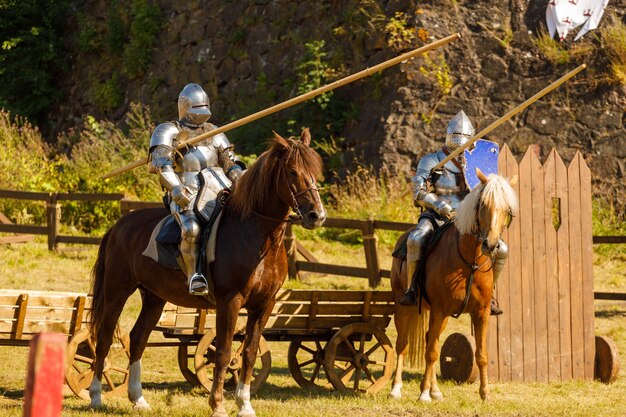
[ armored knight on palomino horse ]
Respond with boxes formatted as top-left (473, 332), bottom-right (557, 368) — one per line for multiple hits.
top-left (398, 110), bottom-right (507, 316)
top-left (148, 83), bottom-right (245, 296)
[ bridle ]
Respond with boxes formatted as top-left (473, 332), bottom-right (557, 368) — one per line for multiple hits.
top-left (253, 171), bottom-right (319, 224)
top-left (452, 194), bottom-right (513, 319)
top-left (288, 175), bottom-right (319, 222)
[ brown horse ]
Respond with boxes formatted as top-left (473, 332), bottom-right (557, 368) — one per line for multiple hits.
top-left (389, 169), bottom-right (518, 401)
top-left (88, 129), bottom-right (325, 417)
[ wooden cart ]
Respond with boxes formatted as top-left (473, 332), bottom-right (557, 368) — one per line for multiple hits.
top-left (155, 289), bottom-right (396, 394)
top-left (0, 289), bottom-right (130, 399)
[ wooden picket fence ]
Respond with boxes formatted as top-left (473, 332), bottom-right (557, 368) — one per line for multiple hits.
top-left (488, 145), bottom-right (595, 382)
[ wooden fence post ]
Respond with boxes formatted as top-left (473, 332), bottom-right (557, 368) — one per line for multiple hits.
top-left (23, 333), bottom-right (67, 417)
top-left (284, 223), bottom-right (298, 280)
top-left (362, 218), bottom-right (381, 288)
top-left (46, 193), bottom-right (60, 251)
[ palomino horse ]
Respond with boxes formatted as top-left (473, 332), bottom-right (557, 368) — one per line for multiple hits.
top-left (88, 129), bottom-right (325, 417)
top-left (389, 169), bottom-right (518, 401)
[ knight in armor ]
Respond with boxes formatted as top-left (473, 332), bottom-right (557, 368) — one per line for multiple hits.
top-left (148, 83), bottom-right (244, 296)
top-left (398, 110), bottom-right (507, 315)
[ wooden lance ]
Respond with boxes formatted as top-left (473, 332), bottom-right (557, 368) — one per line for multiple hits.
top-left (103, 33), bottom-right (461, 179)
top-left (433, 63), bottom-right (586, 170)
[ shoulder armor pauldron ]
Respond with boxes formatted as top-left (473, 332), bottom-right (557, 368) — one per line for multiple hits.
top-left (149, 122), bottom-right (179, 149)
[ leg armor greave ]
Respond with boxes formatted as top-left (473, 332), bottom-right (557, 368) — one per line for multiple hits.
top-left (174, 211), bottom-right (202, 279)
top-left (407, 219), bottom-right (434, 262)
top-left (493, 239), bottom-right (509, 284)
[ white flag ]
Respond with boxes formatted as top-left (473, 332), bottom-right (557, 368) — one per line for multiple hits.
top-left (546, 0), bottom-right (609, 41)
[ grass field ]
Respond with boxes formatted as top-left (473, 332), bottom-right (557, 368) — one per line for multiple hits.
top-left (0, 237), bottom-right (624, 417)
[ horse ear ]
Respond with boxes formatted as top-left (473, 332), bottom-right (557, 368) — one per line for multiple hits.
top-left (476, 167), bottom-right (489, 184)
top-left (300, 127), bottom-right (311, 146)
top-left (272, 131), bottom-right (289, 149)
top-left (509, 174), bottom-right (518, 187)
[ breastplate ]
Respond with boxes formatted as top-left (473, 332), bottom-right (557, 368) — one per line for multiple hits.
top-left (173, 144), bottom-right (219, 190)
top-left (433, 169), bottom-right (467, 211)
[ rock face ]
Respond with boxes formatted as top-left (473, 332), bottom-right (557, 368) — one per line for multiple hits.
top-left (52, 0), bottom-right (625, 207)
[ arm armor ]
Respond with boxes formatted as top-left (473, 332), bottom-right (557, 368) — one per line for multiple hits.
top-left (411, 152), bottom-right (453, 217)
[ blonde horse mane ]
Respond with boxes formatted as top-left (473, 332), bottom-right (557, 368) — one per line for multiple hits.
top-left (455, 174), bottom-right (519, 235)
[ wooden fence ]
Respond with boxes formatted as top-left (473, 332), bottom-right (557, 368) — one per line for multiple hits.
top-left (489, 146), bottom-right (595, 382)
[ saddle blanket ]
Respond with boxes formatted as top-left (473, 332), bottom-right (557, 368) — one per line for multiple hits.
top-left (142, 211), bottom-right (222, 269)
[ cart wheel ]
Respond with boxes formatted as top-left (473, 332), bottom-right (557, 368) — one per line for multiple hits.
top-left (323, 322), bottom-right (395, 394)
top-left (288, 340), bottom-right (330, 389)
top-left (594, 335), bottom-right (620, 384)
top-left (177, 343), bottom-right (201, 386)
top-left (65, 328), bottom-right (131, 400)
top-left (440, 332), bottom-right (478, 384)
top-left (194, 329), bottom-right (271, 394)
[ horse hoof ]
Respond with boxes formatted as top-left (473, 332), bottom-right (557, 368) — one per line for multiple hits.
top-left (133, 396), bottom-right (151, 411)
top-left (237, 411), bottom-right (257, 417)
top-left (389, 390), bottom-right (402, 399)
top-left (418, 391), bottom-right (432, 402)
top-left (389, 382), bottom-right (402, 399)
top-left (89, 398), bottom-right (103, 409)
top-left (431, 391), bottom-right (444, 401)
top-left (211, 408), bottom-right (229, 417)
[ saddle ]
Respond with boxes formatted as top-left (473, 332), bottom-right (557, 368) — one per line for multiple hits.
top-left (392, 220), bottom-right (455, 308)
top-left (142, 189), bottom-right (228, 273)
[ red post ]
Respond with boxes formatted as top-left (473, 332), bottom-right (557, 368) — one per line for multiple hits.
top-left (24, 333), bottom-right (67, 417)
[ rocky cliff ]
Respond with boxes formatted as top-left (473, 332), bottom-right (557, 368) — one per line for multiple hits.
top-left (52, 0), bottom-right (625, 208)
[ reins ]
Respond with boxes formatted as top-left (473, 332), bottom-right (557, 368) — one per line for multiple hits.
top-left (451, 210), bottom-right (495, 319)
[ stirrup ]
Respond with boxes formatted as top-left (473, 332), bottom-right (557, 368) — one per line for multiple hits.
top-left (490, 298), bottom-right (503, 316)
top-left (398, 289), bottom-right (417, 306)
top-left (188, 273), bottom-right (209, 296)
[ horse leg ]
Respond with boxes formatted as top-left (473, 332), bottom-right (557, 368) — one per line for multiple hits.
top-left (419, 310), bottom-right (447, 402)
top-left (235, 303), bottom-right (275, 417)
top-left (126, 290), bottom-right (166, 410)
top-left (89, 289), bottom-right (132, 408)
top-left (390, 306), bottom-right (410, 399)
top-left (471, 308), bottom-right (491, 401)
top-left (210, 296), bottom-right (242, 417)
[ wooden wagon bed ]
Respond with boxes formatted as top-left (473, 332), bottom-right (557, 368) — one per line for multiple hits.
top-left (155, 289), bottom-right (396, 394)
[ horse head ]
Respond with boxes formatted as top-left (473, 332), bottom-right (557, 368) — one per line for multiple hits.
top-left (474, 168), bottom-right (518, 256)
top-left (272, 128), bottom-right (326, 229)
top-left (456, 168), bottom-right (518, 256)
top-left (228, 128), bottom-right (326, 229)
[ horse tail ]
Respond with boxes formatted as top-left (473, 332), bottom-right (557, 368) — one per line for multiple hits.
top-left (407, 306), bottom-right (429, 371)
top-left (89, 228), bottom-right (112, 342)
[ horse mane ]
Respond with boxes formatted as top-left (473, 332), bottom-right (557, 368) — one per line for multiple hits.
top-left (455, 174), bottom-right (519, 235)
top-left (228, 137), bottom-right (323, 219)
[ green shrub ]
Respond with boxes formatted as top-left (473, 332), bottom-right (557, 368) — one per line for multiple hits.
top-left (0, 0), bottom-right (69, 122)
top-left (296, 40), bottom-right (338, 111)
top-left (123, 0), bottom-right (162, 78)
top-left (600, 18), bottom-right (626, 85)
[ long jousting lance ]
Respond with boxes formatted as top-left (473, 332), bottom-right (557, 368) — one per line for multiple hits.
top-left (433, 63), bottom-right (586, 170)
top-left (103, 33), bottom-right (462, 179)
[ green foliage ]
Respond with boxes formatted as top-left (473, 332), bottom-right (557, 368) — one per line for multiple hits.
top-left (296, 40), bottom-right (338, 110)
top-left (0, 0), bottom-right (69, 122)
top-left (419, 52), bottom-right (452, 95)
top-left (77, 13), bottom-right (102, 53)
top-left (107, 1), bottom-right (126, 54)
top-left (384, 11), bottom-right (416, 50)
top-left (0, 104), bottom-right (160, 234)
top-left (0, 110), bottom-right (62, 222)
top-left (123, 0), bottom-right (162, 79)
top-left (533, 29), bottom-right (593, 66)
top-left (600, 19), bottom-right (626, 85)
top-left (91, 72), bottom-right (124, 113)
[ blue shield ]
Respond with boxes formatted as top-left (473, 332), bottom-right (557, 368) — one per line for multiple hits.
top-left (464, 139), bottom-right (499, 189)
